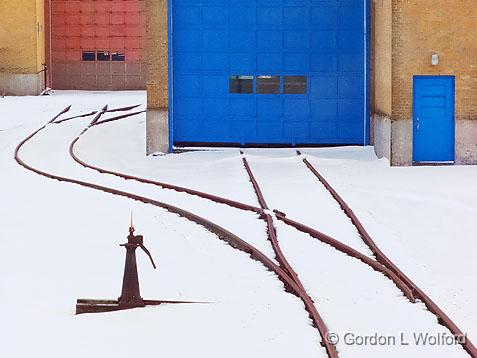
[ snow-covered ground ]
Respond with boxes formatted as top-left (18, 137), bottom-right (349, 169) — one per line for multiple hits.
top-left (1, 91), bottom-right (476, 357)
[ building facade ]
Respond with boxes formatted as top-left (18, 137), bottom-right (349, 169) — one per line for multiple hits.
top-left (146, 0), bottom-right (477, 165)
top-left (1, 1), bottom-right (476, 165)
top-left (0, 0), bottom-right (146, 93)
top-left (372, 0), bottom-right (477, 165)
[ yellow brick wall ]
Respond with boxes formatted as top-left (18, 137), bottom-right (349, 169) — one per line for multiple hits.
top-left (392, 0), bottom-right (477, 121)
top-left (145, 0), bottom-right (168, 110)
top-left (36, 0), bottom-right (45, 72)
top-left (0, 0), bottom-right (45, 74)
top-left (373, 0), bottom-right (393, 117)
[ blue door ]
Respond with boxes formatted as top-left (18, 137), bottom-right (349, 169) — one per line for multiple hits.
top-left (413, 76), bottom-right (455, 163)
top-left (170, 0), bottom-right (367, 146)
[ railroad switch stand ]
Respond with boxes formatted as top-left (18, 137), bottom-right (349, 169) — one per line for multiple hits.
top-left (76, 218), bottom-right (198, 314)
top-left (118, 225), bottom-right (156, 308)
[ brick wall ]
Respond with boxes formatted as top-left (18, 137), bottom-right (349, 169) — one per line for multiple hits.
top-left (0, 0), bottom-right (44, 74)
top-left (373, 0), bottom-right (392, 117)
top-left (392, 0), bottom-right (477, 121)
top-left (146, 0), bottom-right (168, 109)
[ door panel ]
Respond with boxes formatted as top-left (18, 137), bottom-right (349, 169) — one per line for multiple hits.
top-left (413, 76), bottom-right (455, 162)
top-left (50, 0), bottom-right (145, 90)
top-left (172, 0), bottom-right (366, 145)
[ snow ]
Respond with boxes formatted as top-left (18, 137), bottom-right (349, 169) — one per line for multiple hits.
top-left (1, 91), bottom-right (476, 357)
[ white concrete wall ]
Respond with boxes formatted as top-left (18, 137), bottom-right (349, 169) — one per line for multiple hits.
top-left (391, 119), bottom-right (413, 166)
top-left (0, 72), bottom-right (44, 96)
top-left (456, 120), bottom-right (477, 165)
top-left (146, 109), bottom-right (169, 154)
top-left (373, 114), bottom-right (391, 161)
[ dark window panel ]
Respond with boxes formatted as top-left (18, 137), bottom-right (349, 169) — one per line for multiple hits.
top-left (82, 51), bottom-right (95, 61)
top-left (97, 51), bottom-right (111, 61)
top-left (257, 76), bottom-right (280, 94)
top-left (284, 76), bottom-right (307, 94)
top-left (112, 52), bottom-right (125, 61)
top-left (229, 75), bottom-right (254, 94)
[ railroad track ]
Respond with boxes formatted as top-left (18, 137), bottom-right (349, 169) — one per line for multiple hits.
top-left (18, 105), bottom-right (476, 357)
top-left (69, 108), bottom-right (414, 300)
top-left (241, 150), bottom-right (477, 357)
top-left (73, 105), bottom-right (475, 357)
top-left (68, 105), bottom-right (338, 357)
top-left (15, 106), bottom-right (334, 357)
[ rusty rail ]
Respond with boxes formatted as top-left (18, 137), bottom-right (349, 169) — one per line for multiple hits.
top-left (94, 110), bottom-right (146, 126)
top-left (240, 152), bottom-right (415, 301)
top-left (68, 115), bottom-right (260, 214)
top-left (297, 151), bottom-right (477, 357)
top-left (55, 104), bottom-right (141, 124)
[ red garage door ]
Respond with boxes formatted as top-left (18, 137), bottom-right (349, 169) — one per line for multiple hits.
top-left (47, 0), bottom-right (146, 90)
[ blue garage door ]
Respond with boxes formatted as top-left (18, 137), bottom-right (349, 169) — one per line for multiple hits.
top-left (171, 0), bottom-right (367, 145)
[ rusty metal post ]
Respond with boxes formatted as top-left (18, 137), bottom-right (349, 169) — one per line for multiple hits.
top-left (119, 227), bottom-right (145, 307)
top-left (72, 214), bottom-right (201, 314)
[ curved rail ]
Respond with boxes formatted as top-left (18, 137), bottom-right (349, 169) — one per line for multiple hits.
top-left (65, 106), bottom-right (475, 356)
top-left (15, 108), bottom-right (287, 290)
top-left (71, 116), bottom-right (413, 297)
top-left (297, 151), bottom-right (477, 357)
top-left (16, 107), bottom-right (333, 357)
top-left (69, 118), bottom-right (260, 214)
top-left (55, 104), bottom-right (141, 124)
top-left (70, 108), bottom-right (338, 358)
top-left (94, 110), bottom-right (146, 126)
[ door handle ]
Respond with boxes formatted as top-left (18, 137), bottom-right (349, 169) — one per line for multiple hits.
top-left (416, 117), bottom-right (420, 131)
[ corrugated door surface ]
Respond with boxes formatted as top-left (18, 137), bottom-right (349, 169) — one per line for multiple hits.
top-left (172, 0), bottom-right (366, 145)
top-left (50, 0), bottom-right (146, 90)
